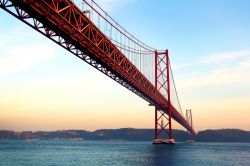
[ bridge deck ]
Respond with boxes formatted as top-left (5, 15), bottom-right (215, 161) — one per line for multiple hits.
top-left (0, 0), bottom-right (195, 134)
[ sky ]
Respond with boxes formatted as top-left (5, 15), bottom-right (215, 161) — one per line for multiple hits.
top-left (0, 0), bottom-right (250, 132)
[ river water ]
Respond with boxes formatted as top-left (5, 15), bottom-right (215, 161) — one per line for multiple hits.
top-left (0, 140), bottom-right (249, 166)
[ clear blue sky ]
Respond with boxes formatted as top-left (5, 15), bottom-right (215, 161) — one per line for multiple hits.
top-left (0, 0), bottom-right (250, 131)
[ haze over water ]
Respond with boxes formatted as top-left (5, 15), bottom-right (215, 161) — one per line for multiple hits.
top-left (0, 140), bottom-right (249, 166)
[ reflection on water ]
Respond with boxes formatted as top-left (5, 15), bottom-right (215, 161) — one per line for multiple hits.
top-left (148, 144), bottom-right (176, 166)
top-left (0, 141), bottom-right (249, 166)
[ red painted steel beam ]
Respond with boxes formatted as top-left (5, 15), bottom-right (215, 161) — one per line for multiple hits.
top-left (166, 50), bottom-right (173, 139)
top-left (0, 0), bottom-right (195, 135)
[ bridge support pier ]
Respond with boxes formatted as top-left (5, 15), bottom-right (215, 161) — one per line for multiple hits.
top-left (153, 50), bottom-right (175, 144)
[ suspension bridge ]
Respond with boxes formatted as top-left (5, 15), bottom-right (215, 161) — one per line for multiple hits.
top-left (0, 0), bottom-right (195, 144)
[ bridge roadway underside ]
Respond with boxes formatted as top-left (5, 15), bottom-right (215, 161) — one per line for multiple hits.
top-left (0, 0), bottom-right (195, 135)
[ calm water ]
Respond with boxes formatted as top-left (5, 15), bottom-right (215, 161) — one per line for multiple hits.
top-left (0, 140), bottom-right (249, 166)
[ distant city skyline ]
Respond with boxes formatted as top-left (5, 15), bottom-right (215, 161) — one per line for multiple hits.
top-left (0, 0), bottom-right (250, 131)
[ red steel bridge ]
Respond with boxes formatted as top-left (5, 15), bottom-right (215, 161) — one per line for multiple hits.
top-left (0, 0), bottom-right (195, 143)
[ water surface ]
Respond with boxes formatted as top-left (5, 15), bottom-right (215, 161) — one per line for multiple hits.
top-left (0, 140), bottom-right (249, 166)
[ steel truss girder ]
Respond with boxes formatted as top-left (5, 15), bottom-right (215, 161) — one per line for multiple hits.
top-left (0, 0), bottom-right (153, 106)
top-left (0, 0), bottom-right (195, 135)
top-left (7, 0), bottom-right (167, 108)
top-left (0, 0), bottom-right (163, 106)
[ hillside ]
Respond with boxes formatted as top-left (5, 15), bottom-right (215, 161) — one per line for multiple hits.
top-left (1, 128), bottom-right (250, 142)
top-left (196, 129), bottom-right (250, 142)
top-left (0, 128), bottom-right (188, 141)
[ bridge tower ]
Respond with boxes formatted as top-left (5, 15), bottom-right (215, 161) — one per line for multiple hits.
top-left (186, 109), bottom-right (193, 130)
top-left (186, 109), bottom-right (195, 142)
top-left (153, 50), bottom-right (175, 144)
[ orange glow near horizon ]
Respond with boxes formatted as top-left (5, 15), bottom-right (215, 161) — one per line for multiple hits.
top-left (1, 71), bottom-right (250, 132)
top-left (1, 0), bottom-right (250, 133)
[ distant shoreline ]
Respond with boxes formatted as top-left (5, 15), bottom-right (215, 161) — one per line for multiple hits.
top-left (1, 128), bottom-right (250, 142)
